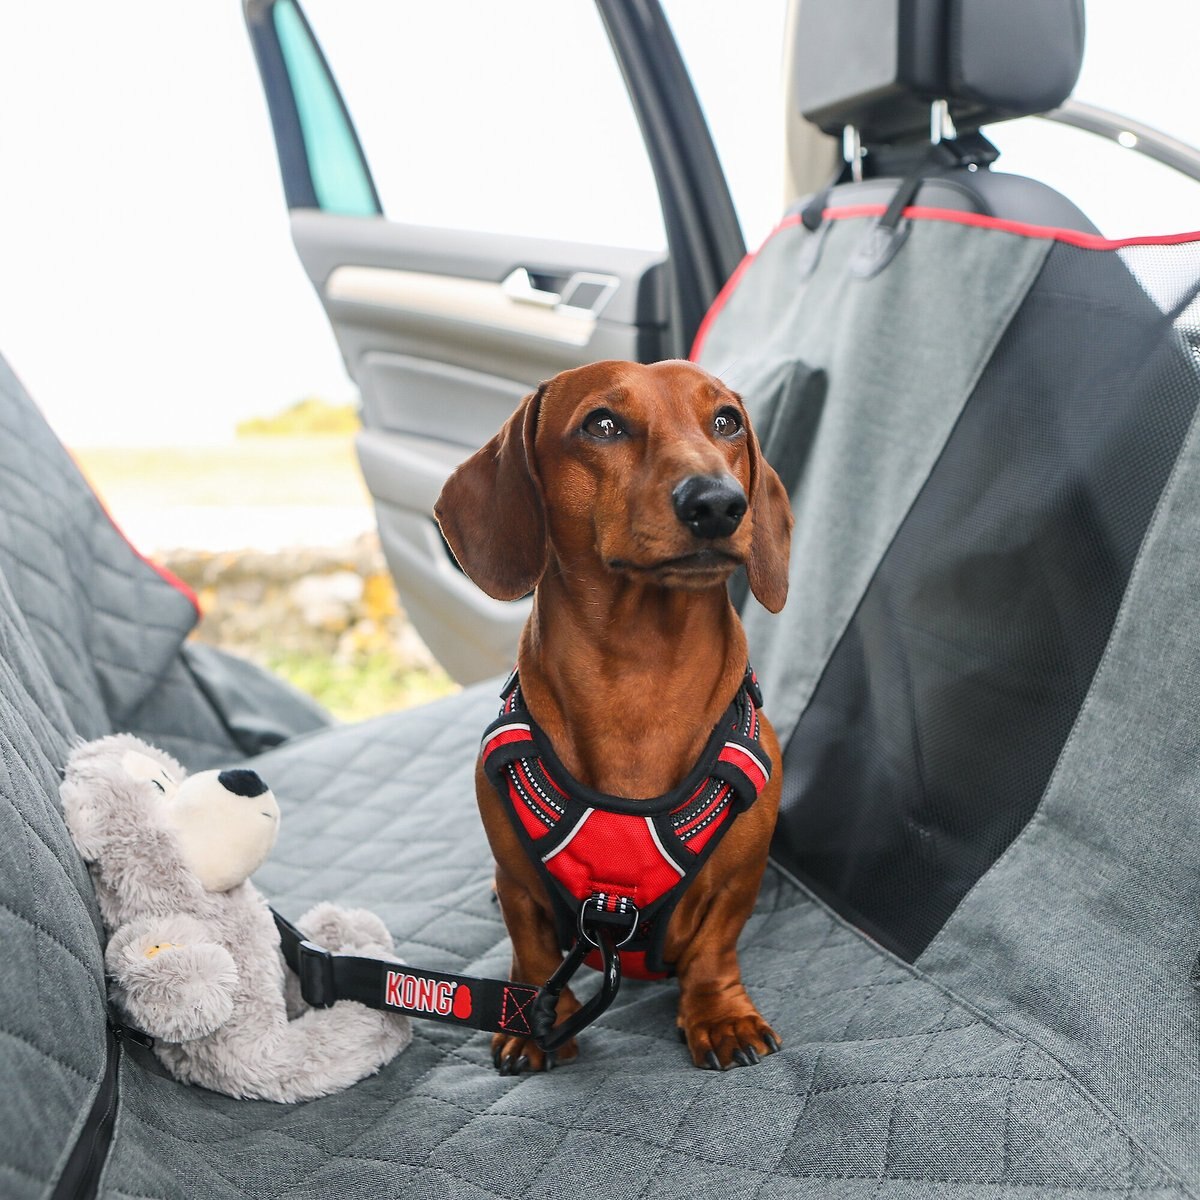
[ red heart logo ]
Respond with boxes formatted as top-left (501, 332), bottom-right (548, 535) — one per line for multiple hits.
top-left (452, 984), bottom-right (473, 1020)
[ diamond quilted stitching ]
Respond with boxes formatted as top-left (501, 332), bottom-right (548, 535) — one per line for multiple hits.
top-left (0, 361), bottom-right (197, 741)
top-left (0, 571), bottom-right (109, 1194)
top-left (91, 688), bottom-right (1192, 1198)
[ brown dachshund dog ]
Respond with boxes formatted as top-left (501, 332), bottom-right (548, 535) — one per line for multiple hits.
top-left (434, 359), bottom-right (792, 1073)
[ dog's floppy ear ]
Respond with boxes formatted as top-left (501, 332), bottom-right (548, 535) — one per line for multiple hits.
top-left (434, 385), bottom-right (547, 601)
top-left (744, 420), bottom-right (793, 613)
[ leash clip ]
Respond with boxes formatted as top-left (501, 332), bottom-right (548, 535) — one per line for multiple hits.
top-left (532, 898), bottom-right (634, 1052)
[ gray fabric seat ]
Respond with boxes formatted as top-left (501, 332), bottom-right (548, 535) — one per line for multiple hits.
top-left (0, 358), bottom-right (329, 768)
top-left (101, 696), bottom-right (1191, 1199)
top-left (3, 339), bottom-right (1198, 1196)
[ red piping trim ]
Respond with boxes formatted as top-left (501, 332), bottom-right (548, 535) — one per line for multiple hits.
top-left (688, 214), bottom-right (804, 362)
top-left (824, 205), bottom-right (1200, 250)
top-left (689, 206), bottom-right (1200, 362)
top-left (86, 480), bottom-right (203, 616)
top-left (107, 512), bottom-right (203, 617)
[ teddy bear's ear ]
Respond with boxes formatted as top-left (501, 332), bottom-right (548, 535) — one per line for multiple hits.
top-left (60, 734), bottom-right (184, 860)
top-left (120, 750), bottom-right (179, 795)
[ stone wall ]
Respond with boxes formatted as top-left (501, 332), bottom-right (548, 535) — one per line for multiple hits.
top-left (161, 534), bottom-right (453, 719)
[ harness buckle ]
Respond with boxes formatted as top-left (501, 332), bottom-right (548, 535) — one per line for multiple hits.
top-left (296, 939), bottom-right (336, 1008)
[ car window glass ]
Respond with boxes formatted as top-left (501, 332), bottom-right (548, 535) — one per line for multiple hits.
top-left (661, 0), bottom-right (789, 250)
top-left (987, 0), bottom-right (1200, 239)
top-left (1071, 0), bottom-right (1200, 150)
top-left (986, 119), bottom-right (1200, 240)
top-left (273, 0), bottom-right (377, 216)
top-left (298, 1), bottom-right (666, 250)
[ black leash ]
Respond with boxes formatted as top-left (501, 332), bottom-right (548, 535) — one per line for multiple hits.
top-left (273, 904), bottom-right (622, 1051)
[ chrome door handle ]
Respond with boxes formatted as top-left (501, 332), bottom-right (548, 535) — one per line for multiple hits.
top-left (500, 267), bottom-right (562, 308)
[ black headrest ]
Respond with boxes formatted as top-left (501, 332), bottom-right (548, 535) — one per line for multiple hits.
top-left (794, 0), bottom-right (1085, 145)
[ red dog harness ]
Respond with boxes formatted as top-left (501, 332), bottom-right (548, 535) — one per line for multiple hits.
top-left (481, 666), bottom-right (771, 981)
top-left (264, 669), bottom-right (771, 1057)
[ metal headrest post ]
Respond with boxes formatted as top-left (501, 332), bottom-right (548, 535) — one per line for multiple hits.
top-left (842, 124), bottom-right (864, 184)
top-left (930, 99), bottom-right (957, 147)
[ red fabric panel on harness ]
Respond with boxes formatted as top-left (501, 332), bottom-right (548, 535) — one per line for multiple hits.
top-left (482, 666), bottom-right (771, 979)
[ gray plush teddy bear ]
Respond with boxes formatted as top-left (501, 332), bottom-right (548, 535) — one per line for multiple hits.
top-left (61, 734), bottom-right (412, 1102)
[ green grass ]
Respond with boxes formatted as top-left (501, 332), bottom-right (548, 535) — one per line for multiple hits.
top-left (74, 438), bottom-right (370, 509)
top-left (264, 650), bottom-right (458, 723)
top-left (236, 398), bottom-right (360, 438)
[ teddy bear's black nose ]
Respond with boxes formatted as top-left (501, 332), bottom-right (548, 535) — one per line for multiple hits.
top-left (218, 769), bottom-right (269, 798)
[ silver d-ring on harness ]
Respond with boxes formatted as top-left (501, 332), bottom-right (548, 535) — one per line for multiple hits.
top-left (577, 895), bottom-right (640, 949)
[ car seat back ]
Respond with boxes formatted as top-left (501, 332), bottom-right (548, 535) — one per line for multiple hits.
top-left (0, 560), bottom-right (111, 1193)
top-left (0, 358), bottom-right (200, 741)
top-left (0, 359), bottom-right (328, 768)
top-left (697, 0), bottom-right (1200, 960)
top-left (792, 0), bottom-right (1092, 232)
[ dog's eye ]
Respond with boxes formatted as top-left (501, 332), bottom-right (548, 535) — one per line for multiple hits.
top-left (582, 409), bottom-right (624, 439)
top-left (151, 779), bottom-right (166, 794)
top-left (713, 407), bottom-right (743, 437)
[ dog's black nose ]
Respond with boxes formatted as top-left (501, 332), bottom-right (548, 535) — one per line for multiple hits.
top-left (218, 769), bottom-right (269, 798)
top-left (672, 475), bottom-right (747, 539)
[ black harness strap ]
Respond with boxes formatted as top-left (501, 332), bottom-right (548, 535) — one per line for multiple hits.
top-left (482, 666), bottom-right (771, 978)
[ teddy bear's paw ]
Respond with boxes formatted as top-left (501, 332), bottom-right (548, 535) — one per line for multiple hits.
top-left (352, 1005), bottom-right (414, 1059)
top-left (335, 1003), bottom-right (414, 1065)
top-left (298, 902), bottom-right (397, 958)
top-left (109, 936), bottom-right (238, 1043)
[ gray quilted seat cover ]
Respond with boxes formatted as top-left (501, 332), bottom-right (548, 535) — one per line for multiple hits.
top-left (100, 697), bottom-right (1193, 1198)
top-left (4, 202), bottom-right (1200, 1198)
top-left (0, 356), bottom-right (328, 767)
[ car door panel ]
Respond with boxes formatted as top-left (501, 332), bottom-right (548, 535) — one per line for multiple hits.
top-left (246, 0), bottom-right (738, 683)
top-left (288, 211), bottom-right (669, 679)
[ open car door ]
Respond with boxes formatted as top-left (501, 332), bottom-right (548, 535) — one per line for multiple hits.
top-left (244, 0), bottom-right (744, 682)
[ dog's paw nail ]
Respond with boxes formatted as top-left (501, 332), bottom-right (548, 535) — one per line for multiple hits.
top-left (676, 1027), bottom-right (687, 1044)
top-left (764, 1034), bottom-right (780, 1054)
top-left (742, 1045), bottom-right (760, 1065)
top-left (704, 1050), bottom-right (721, 1071)
top-left (545, 1052), bottom-right (556, 1071)
top-left (492, 1047), bottom-right (503, 1069)
top-left (732, 1049), bottom-right (749, 1068)
top-left (515, 1055), bottom-right (530, 1074)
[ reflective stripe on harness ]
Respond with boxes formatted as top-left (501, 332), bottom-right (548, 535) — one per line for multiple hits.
top-left (482, 666), bottom-right (771, 979)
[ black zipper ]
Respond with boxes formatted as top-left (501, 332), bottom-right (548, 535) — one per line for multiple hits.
top-left (51, 1020), bottom-right (123, 1200)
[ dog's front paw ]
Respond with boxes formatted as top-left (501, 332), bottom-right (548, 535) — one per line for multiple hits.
top-left (679, 1006), bottom-right (780, 1071)
top-left (490, 980), bottom-right (582, 1074)
top-left (490, 1031), bottom-right (578, 1075)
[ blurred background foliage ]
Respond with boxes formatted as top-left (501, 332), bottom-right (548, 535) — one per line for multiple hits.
top-left (76, 397), bottom-right (458, 723)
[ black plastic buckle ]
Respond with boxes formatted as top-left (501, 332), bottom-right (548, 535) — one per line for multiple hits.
top-left (296, 938), bottom-right (336, 1008)
top-left (106, 1000), bottom-right (156, 1049)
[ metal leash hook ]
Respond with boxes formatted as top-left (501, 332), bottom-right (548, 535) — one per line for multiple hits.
top-left (531, 898), bottom-right (634, 1052)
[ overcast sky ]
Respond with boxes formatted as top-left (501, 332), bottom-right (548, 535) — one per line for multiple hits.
top-left (0, 1), bottom-right (1196, 447)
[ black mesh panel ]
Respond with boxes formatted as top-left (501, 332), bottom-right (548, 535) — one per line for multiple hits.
top-left (775, 236), bottom-right (1200, 961)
